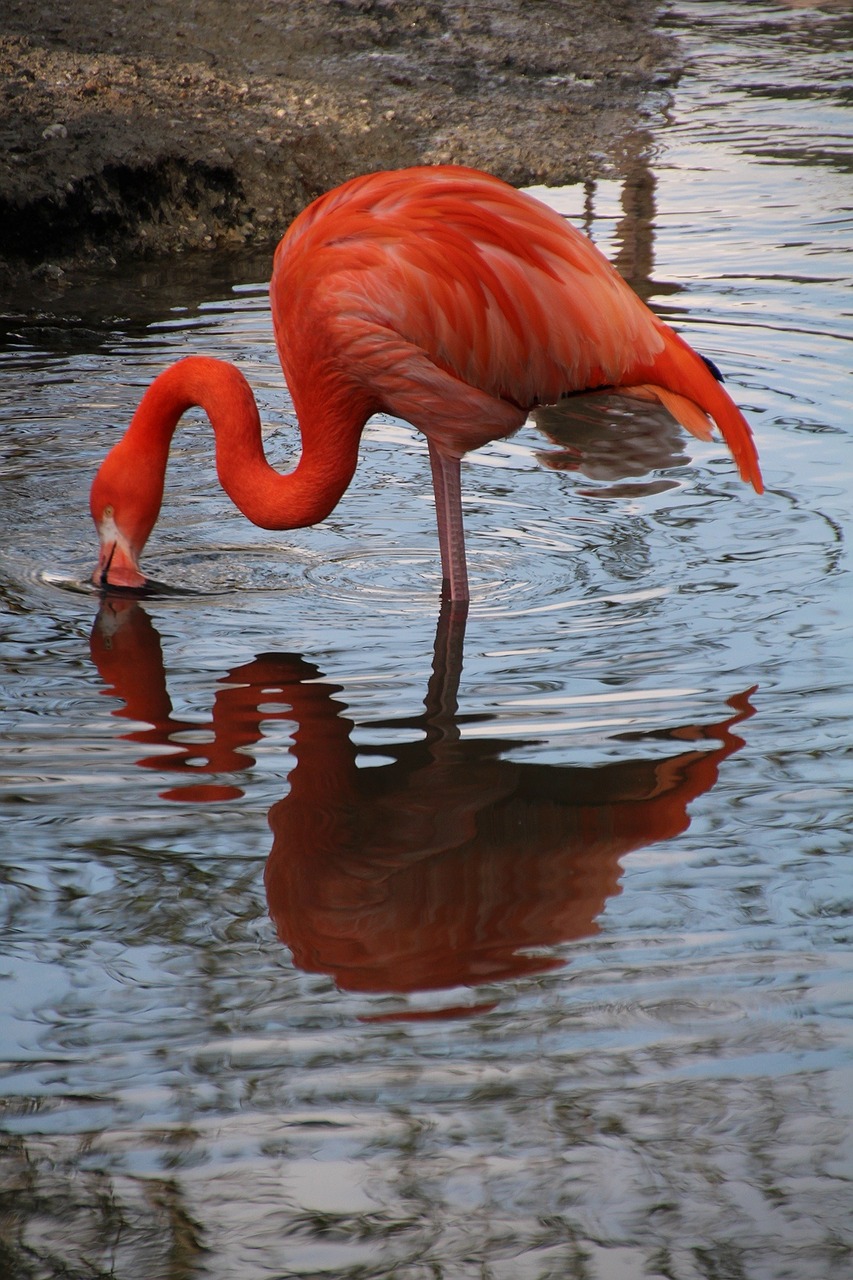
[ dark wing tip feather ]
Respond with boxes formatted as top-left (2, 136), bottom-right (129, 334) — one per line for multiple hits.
top-left (701, 354), bottom-right (725, 383)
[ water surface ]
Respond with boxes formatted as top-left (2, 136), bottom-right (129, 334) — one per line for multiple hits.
top-left (2, 3), bottom-right (852, 1277)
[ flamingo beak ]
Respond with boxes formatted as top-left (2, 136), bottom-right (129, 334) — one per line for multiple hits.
top-left (93, 511), bottom-right (147, 591)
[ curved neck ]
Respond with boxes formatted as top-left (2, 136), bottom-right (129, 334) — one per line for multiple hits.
top-left (120, 355), bottom-right (371, 532)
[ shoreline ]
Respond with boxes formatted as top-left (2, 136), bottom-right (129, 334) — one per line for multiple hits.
top-left (1, 0), bottom-right (679, 289)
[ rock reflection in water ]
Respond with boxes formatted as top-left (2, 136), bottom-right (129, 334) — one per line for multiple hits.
top-left (90, 601), bottom-right (754, 1002)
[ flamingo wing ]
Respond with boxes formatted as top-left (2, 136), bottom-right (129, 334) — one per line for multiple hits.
top-left (272, 166), bottom-right (761, 489)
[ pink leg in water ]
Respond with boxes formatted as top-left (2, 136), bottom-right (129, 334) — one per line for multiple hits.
top-left (428, 440), bottom-right (469, 602)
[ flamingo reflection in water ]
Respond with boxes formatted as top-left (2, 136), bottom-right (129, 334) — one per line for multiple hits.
top-left (90, 602), bottom-right (755, 1007)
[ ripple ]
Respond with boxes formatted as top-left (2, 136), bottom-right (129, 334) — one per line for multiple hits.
top-left (37, 570), bottom-right (101, 597)
top-left (39, 570), bottom-right (199, 599)
top-left (304, 543), bottom-right (590, 617)
top-left (304, 546), bottom-right (446, 610)
top-left (37, 547), bottom-right (311, 600)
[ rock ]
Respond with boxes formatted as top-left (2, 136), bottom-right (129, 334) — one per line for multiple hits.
top-left (0, 0), bottom-right (681, 279)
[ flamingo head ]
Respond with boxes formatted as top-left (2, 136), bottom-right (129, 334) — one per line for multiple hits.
top-left (90, 458), bottom-right (156, 592)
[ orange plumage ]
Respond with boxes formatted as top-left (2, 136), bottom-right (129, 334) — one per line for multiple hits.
top-left (90, 165), bottom-right (762, 599)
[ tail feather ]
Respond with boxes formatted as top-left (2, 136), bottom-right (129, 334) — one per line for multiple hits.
top-left (629, 329), bottom-right (764, 494)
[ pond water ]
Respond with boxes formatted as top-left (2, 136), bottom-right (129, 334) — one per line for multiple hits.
top-left (2, 2), bottom-right (852, 1278)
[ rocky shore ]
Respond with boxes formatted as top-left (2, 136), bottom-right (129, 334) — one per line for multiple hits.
top-left (0, 0), bottom-right (679, 286)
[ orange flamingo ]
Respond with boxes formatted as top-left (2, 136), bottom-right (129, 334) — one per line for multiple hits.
top-left (90, 165), bottom-right (763, 600)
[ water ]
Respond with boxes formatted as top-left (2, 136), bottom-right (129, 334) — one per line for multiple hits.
top-left (2, 2), bottom-right (852, 1276)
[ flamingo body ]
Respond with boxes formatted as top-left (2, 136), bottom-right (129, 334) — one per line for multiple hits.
top-left (90, 165), bottom-right (762, 598)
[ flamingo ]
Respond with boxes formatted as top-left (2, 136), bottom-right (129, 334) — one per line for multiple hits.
top-left (90, 165), bottom-right (762, 600)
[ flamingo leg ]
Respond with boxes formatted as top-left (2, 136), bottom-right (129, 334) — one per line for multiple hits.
top-left (427, 440), bottom-right (469, 602)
